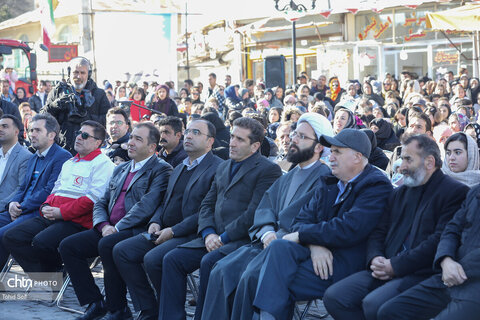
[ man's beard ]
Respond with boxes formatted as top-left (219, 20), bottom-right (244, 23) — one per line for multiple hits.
top-left (73, 81), bottom-right (87, 90)
top-left (286, 142), bottom-right (316, 164)
top-left (402, 164), bottom-right (427, 187)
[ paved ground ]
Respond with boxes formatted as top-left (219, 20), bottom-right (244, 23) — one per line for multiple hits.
top-left (1, 263), bottom-right (332, 320)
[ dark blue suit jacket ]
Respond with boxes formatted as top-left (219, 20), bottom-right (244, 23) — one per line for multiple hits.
top-left (8, 143), bottom-right (71, 214)
top-left (292, 164), bottom-right (393, 283)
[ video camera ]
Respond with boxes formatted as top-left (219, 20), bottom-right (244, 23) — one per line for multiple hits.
top-left (53, 78), bottom-right (94, 122)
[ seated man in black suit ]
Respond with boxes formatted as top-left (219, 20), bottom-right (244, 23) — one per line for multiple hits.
top-left (202, 113), bottom-right (332, 320)
top-left (377, 183), bottom-right (480, 320)
top-left (323, 134), bottom-right (469, 320)
top-left (58, 122), bottom-right (172, 320)
top-left (112, 119), bottom-right (223, 320)
top-left (158, 117), bottom-right (282, 320)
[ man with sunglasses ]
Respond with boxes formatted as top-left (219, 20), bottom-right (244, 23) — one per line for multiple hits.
top-left (4, 120), bottom-right (115, 278)
top-left (58, 122), bottom-right (172, 320)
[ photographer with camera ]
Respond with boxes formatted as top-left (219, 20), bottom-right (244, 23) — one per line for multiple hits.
top-left (41, 57), bottom-right (110, 155)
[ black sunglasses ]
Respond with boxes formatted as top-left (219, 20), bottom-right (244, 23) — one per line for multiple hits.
top-left (75, 130), bottom-right (101, 140)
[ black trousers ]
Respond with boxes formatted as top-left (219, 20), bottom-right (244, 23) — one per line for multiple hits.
top-left (58, 228), bottom-right (134, 312)
top-left (113, 233), bottom-right (193, 313)
top-left (323, 270), bottom-right (425, 320)
top-left (378, 274), bottom-right (480, 320)
top-left (3, 216), bottom-right (86, 275)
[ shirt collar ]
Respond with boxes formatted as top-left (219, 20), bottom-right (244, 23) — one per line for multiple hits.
top-left (35, 144), bottom-right (53, 158)
top-left (73, 148), bottom-right (102, 162)
top-left (299, 160), bottom-right (318, 170)
top-left (130, 154), bottom-right (154, 172)
top-left (183, 152), bottom-right (207, 171)
top-left (337, 172), bottom-right (362, 195)
top-left (0, 142), bottom-right (18, 158)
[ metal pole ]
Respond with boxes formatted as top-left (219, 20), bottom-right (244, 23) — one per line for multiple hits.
top-left (292, 20), bottom-right (297, 86)
top-left (185, 1), bottom-right (190, 80)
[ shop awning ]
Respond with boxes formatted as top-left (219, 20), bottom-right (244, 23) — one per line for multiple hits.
top-left (426, 3), bottom-right (480, 32)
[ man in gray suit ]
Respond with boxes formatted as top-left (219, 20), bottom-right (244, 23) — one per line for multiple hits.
top-left (158, 117), bottom-right (282, 320)
top-left (58, 122), bottom-right (172, 320)
top-left (0, 115), bottom-right (31, 210)
top-left (202, 113), bottom-right (333, 320)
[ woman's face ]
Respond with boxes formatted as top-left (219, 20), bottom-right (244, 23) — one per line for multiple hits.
top-left (180, 90), bottom-right (188, 98)
top-left (348, 85), bottom-right (356, 97)
top-left (439, 106), bottom-right (450, 120)
top-left (119, 87), bottom-right (126, 98)
top-left (446, 140), bottom-right (468, 173)
top-left (370, 124), bottom-right (379, 133)
top-left (397, 114), bottom-right (406, 127)
top-left (265, 91), bottom-right (273, 101)
top-left (275, 87), bottom-right (283, 99)
top-left (449, 117), bottom-right (461, 132)
top-left (16, 88), bottom-right (25, 99)
top-left (157, 88), bottom-right (167, 100)
top-left (133, 91), bottom-right (142, 101)
top-left (334, 110), bottom-right (349, 133)
top-left (465, 127), bottom-right (477, 140)
top-left (456, 86), bottom-right (465, 98)
top-left (363, 83), bottom-right (372, 94)
top-left (373, 108), bottom-right (383, 119)
top-left (331, 81), bottom-right (339, 90)
top-left (269, 109), bottom-right (279, 123)
top-left (290, 113), bottom-right (300, 123)
top-left (391, 81), bottom-right (398, 91)
top-left (301, 87), bottom-right (310, 96)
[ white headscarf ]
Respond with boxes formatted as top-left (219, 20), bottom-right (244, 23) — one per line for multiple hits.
top-left (442, 133), bottom-right (480, 187)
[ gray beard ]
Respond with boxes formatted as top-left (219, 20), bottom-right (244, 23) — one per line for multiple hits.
top-left (403, 165), bottom-right (427, 187)
top-left (73, 81), bottom-right (87, 90)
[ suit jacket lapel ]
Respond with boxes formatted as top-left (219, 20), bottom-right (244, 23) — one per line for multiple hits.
top-left (127, 156), bottom-right (156, 192)
top-left (164, 163), bottom-right (184, 207)
top-left (114, 164), bottom-right (130, 200)
top-left (182, 152), bottom-right (212, 207)
top-left (226, 153), bottom-right (258, 192)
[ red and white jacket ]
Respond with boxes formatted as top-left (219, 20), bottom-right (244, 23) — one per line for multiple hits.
top-left (42, 149), bottom-right (115, 229)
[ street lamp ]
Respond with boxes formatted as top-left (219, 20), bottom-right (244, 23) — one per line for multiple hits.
top-left (274, 0), bottom-right (317, 86)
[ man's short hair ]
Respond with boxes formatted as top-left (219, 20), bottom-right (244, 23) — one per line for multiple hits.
top-left (244, 79), bottom-right (254, 88)
top-left (81, 120), bottom-right (106, 143)
top-left (192, 119), bottom-right (216, 139)
top-left (107, 107), bottom-right (130, 127)
top-left (184, 79), bottom-right (194, 87)
top-left (409, 112), bottom-right (432, 133)
top-left (31, 113), bottom-right (60, 143)
top-left (156, 116), bottom-right (183, 134)
top-left (1, 114), bottom-right (23, 132)
top-left (135, 122), bottom-right (160, 146)
top-left (233, 117), bottom-right (265, 144)
top-left (403, 134), bottom-right (442, 168)
top-left (39, 80), bottom-right (47, 86)
top-left (208, 73), bottom-right (217, 79)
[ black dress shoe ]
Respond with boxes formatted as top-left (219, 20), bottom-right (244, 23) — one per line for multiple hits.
top-left (105, 306), bottom-right (133, 320)
top-left (76, 300), bottom-right (108, 320)
top-left (135, 309), bottom-right (158, 320)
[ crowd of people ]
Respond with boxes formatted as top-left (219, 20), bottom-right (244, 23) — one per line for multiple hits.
top-left (0, 55), bottom-right (479, 320)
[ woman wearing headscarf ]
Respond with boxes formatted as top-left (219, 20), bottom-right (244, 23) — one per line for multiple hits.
top-left (328, 77), bottom-right (345, 107)
top-left (333, 107), bottom-right (356, 134)
top-left (465, 123), bottom-right (480, 150)
top-left (362, 81), bottom-right (385, 107)
top-left (339, 81), bottom-right (360, 112)
top-left (360, 128), bottom-right (389, 170)
top-left (224, 85), bottom-right (243, 112)
top-left (151, 84), bottom-right (179, 116)
top-left (369, 118), bottom-right (400, 152)
top-left (442, 132), bottom-right (480, 187)
top-left (264, 88), bottom-right (283, 108)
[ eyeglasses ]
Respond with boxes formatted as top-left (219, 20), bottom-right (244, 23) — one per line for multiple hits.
top-left (75, 130), bottom-right (101, 140)
top-left (184, 128), bottom-right (211, 137)
top-left (289, 131), bottom-right (317, 141)
top-left (108, 120), bottom-right (125, 126)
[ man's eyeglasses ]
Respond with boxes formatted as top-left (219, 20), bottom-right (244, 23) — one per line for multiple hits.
top-left (108, 120), bottom-right (125, 126)
top-left (75, 130), bottom-right (101, 140)
top-left (289, 131), bottom-right (317, 141)
top-left (184, 128), bottom-right (211, 137)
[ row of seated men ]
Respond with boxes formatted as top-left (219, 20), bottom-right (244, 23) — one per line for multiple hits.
top-left (0, 110), bottom-right (478, 320)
